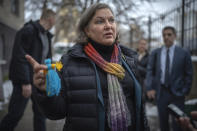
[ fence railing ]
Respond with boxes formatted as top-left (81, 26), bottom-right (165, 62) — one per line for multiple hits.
top-left (147, 0), bottom-right (197, 55)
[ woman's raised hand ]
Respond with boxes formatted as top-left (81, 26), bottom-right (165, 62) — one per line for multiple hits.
top-left (25, 55), bottom-right (47, 91)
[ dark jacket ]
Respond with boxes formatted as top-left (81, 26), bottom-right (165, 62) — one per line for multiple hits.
top-left (34, 44), bottom-right (150, 131)
top-left (138, 52), bottom-right (149, 80)
top-left (145, 45), bottom-right (193, 97)
top-left (137, 52), bottom-right (149, 99)
top-left (9, 20), bottom-right (53, 85)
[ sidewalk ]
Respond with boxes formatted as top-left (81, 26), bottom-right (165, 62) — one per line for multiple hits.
top-left (1, 80), bottom-right (196, 131)
top-left (0, 81), bottom-right (161, 131)
top-left (0, 100), bottom-right (65, 131)
top-left (0, 81), bottom-right (64, 131)
top-left (1, 102), bottom-right (159, 131)
top-left (146, 102), bottom-right (160, 131)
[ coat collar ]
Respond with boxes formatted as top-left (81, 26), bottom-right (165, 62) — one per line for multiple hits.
top-left (67, 43), bottom-right (87, 58)
top-left (26, 20), bottom-right (53, 39)
top-left (119, 44), bottom-right (138, 59)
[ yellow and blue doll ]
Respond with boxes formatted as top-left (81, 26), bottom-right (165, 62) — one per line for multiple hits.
top-left (44, 59), bottom-right (63, 97)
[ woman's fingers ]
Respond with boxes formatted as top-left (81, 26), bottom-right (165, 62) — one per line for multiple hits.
top-left (33, 70), bottom-right (46, 91)
top-left (34, 70), bottom-right (45, 79)
top-left (26, 54), bottom-right (47, 91)
top-left (25, 55), bottom-right (39, 68)
top-left (25, 54), bottom-right (47, 72)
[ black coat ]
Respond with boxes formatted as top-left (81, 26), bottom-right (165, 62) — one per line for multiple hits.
top-left (34, 44), bottom-right (150, 131)
top-left (137, 52), bottom-right (149, 100)
top-left (9, 20), bottom-right (53, 85)
top-left (137, 52), bottom-right (149, 81)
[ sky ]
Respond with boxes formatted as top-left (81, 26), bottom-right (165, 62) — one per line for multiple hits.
top-left (131, 0), bottom-right (181, 19)
top-left (118, 0), bottom-right (181, 29)
top-left (25, 0), bottom-right (181, 21)
top-left (24, 0), bottom-right (182, 44)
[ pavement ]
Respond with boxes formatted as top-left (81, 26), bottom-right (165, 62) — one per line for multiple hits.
top-left (0, 102), bottom-right (160, 131)
top-left (1, 81), bottom-right (196, 131)
top-left (0, 80), bottom-right (161, 131)
top-left (0, 80), bottom-right (64, 131)
top-left (0, 100), bottom-right (65, 131)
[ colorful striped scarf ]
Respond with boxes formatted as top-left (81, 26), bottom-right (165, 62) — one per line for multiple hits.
top-left (84, 43), bottom-right (131, 131)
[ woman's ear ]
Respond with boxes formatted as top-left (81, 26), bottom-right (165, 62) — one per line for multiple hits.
top-left (84, 27), bottom-right (90, 37)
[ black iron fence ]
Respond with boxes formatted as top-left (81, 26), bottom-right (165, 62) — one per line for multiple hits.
top-left (147, 0), bottom-right (197, 55)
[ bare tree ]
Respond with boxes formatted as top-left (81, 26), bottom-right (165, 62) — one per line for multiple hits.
top-left (25, 0), bottom-right (157, 43)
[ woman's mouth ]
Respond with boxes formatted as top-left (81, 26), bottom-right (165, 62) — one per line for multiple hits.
top-left (104, 32), bottom-right (113, 38)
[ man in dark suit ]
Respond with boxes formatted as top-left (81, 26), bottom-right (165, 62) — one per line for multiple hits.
top-left (145, 26), bottom-right (193, 131)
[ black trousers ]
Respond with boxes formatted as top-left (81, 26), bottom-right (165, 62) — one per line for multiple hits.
top-left (0, 83), bottom-right (46, 131)
top-left (157, 85), bottom-right (184, 131)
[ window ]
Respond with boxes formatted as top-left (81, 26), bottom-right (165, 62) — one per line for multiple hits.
top-left (10, 0), bottom-right (19, 16)
top-left (0, 34), bottom-right (5, 60)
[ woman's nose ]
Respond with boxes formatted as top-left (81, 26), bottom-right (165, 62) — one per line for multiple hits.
top-left (104, 21), bottom-right (111, 30)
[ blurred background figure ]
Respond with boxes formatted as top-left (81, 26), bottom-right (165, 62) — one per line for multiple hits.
top-left (0, 9), bottom-right (56, 131)
top-left (136, 39), bottom-right (149, 99)
top-left (145, 26), bottom-right (193, 131)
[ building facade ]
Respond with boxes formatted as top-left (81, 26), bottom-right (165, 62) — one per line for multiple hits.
top-left (0, 0), bottom-right (24, 100)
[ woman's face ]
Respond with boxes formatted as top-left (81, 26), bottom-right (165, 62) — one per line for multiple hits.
top-left (85, 8), bottom-right (117, 46)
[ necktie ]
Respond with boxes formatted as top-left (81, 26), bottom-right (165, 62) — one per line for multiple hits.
top-left (165, 49), bottom-right (170, 87)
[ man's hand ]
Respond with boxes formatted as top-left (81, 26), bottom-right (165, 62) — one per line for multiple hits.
top-left (22, 84), bottom-right (32, 98)
top-left (146, 90), bottom-right (156, 100)
top-left (25, 55), bottom-right (47, 91)
top-left (191, 111), bottom-right (197, 120)
top-left (178, 111), bottom-right (197, 131)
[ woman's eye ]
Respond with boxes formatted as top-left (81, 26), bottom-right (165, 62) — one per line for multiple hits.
top-left (95, 20), bottom-right (104, 24)
top-left (109, 18), bottom-right (115, 23)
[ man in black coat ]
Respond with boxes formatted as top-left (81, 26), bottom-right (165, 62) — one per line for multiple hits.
top-left (0, 9), bottom-right (56, 131)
